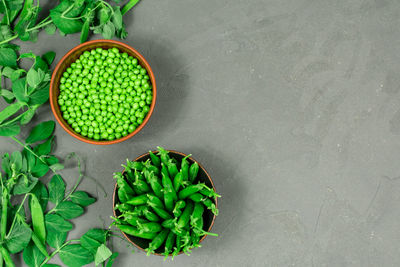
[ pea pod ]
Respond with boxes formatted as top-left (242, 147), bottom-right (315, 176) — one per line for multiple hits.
top-left (149, 151), bottom-right (161, 167)
top-left (178, 184), bottom-right (205, 199)
top-left (161, 218), bottom-right (177, 229)
top-left (116, 224), bottom-right (157, 240)
top-left (118, 187), bottom-right (133, 203)
top-left (188, 193), bottom-right (206, 203)
top-left (122, 214), bottom-right (147, 227)
top-left (173, 172), bottom-right (183, 192)
top-left (161, 163), bottom-right (169, 179)
top-left (142, 207), bottom-right (160, 222)
top-left (180, 155), bottom-right (191, 181)
top-left (173, 200), bottom-right (186, 217)
top-left (179, 230), bottom-right (192, 255)
top-left (121, 160), bottom-right (135, 182)
top-left (171, 233), bottom-right (182, 259)
top-left (199, 187), bottom-right (221, 198)
top-left (163, 231), bottom-right (176, 259)
top-left (190, 202), bottom-right (204, 227)
top-left (0, 245), bottom-right (14, 267)
top-left (30, 194), bottom-right (46, 245)
top-left (203, 198), bottom-right (219, 216)
top-left (126, 194), bottom-right (148, 206)
top-left (143, 159), bottom-right (160, 175)
top-left (144, 170), bottom-right (163, 199)
top-left (166, 160), bottom-right (179, 179)
top-left (189, 162), bottom-right (199, 183)
top-left (114, 203), bottom-right (134, 213)
top-left (150, 206), bottom-right (172, 220)
top-left (164, 191), bottom-right (175, 212)
top-left (146, 229), bottom-right (169, 256)
top-left (133, 170), bottom-right (151, 194)
top-left (162, 172), bottom-right (177, 201)
top-left (137, 222), bottom-right (162, 233)
top-left (114, 172), bottom-right (135, 196)
top-left (157, 146), bottom-right (170, 166)
top-left (190, 231), bottom-right (201, 249)
top-left (176, 201), bottom-right (194, 232)
top-left (127, 161), bottom-right (144, 171)
top-left (147, 194), bottom-right (164, 209)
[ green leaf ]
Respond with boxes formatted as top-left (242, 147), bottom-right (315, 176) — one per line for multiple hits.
top-left (12, 77), bottom-right (29, 103)
top-left (105, 252), bottom-right (119, 267)
top-left (45, 214), bottom-right (73, 233)
top-left (30, 194), bottom-right (46, 244)
top-left (29, 85), bottom-right (50, 105)
top-left (101, 22), bottom-right (115, 39)
top-left (44, 23), bottom-right (57, 35)
top-left (50, 9), bottom-right (83, 34)
top-left (50, 163), bottom-right (64, 172)
top-left (0, 102), bottom-right (23, 124)
top-left (45, 155), bottom-right (59, 166)
top-left (27, 68), bottom-right (41, 88)
top-left (80, 228), bottom-right (107, 254)
top-left (10, 150), bottom-right (22, 170)
top-left (43, 264), bottom-right (61, 267)
top-left (59, 244), bottom-right (94, 267)
top-left (13, 174), bottom-right (38, 195)
top-left (95, 244), bottom-right (112, 266)
top-left (42, 51), bottom-right (56, 65)
top-left (11, 68), bottom-right (25, 81)
top-left (48, 174), bottom-right (65, 205)
top-left (1, 66), bottom-right (15, 78)
top-left (97, 7), bottom-right (111, 25)
top-left (20, 107), bottom-right (37, 125)
top-left (112, 7), bottom-right (123, 31)
top-left (26, 120), bottom-right (55, 144)
top-left (121, 0), bottom-right (140, 15)
top-left (55, 201), bottom-right (84, 219)
top-left (0, 25), bottom-right (13, 40)
top-left (0, 122), bottom-right (20, 136)
top-left (70, 191), bottom-right (96, 207)
top-left (31, 181), bottom-right (48, 212)
top-left (6, 220), bottom-right (32, 253)
top-left (34, 136), bottom-right (54, 156)
top-left (1, 153), bottom-right (11, 176)
top-left (0, 48), bottom-right (17, 67)
top-left (46, 229), bottom-right (67, 249)
top-left (23, 241), bottom-right (45, 267)
top-left (31, 159), bottom-right (49, 178)
top-left (0, 89), bottom-right (15, 102)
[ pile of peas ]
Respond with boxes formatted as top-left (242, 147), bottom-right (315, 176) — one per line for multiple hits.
top-left (58, 47), bottom-right (153, 141)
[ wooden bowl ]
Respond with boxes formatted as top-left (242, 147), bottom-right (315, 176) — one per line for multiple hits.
top-left (113, 150), bottom-right (218, 256)
top-left (49, 39), bottom-right (156, 145)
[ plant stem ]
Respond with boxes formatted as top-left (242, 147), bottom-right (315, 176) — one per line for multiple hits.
top-left (0, 188), bottom-right (8, 241)
top-left (64, 153), bottom-right (83, 199)
top-left (5, 193), bottom-right (29, 239)
top-left (27, 17), bottom-right (53, 32)
top-left (1, 0), bottom-right (9, 25)
top-left (0, 35), bottom-right (18, 45)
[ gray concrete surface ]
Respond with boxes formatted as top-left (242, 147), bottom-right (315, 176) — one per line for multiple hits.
top-left (2, 0), bottom-right (400, 266)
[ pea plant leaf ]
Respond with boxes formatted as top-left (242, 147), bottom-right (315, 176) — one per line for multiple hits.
top-left (0, 102), bottom-right (23, 124)
top-left (80, 228), bottom-right (107, 254)
top-left (33, 136), bottom-right (54, 156)
top-left (45, 214), bottom-right (73, 233)
top-left (20, 107), bottom-right (37, 125)
top-left (31, 181), bottom-right (49, 211)
top-left (12, 77), bottom-right (29, 103)
top-left (0, 122), bottom-right (21, 136)
top-left (46, 229), bottom-right (67, 249)
top-left (5, 220), bottom-right (33, 253)
top-left (48, 174), bottom-right (65, 205)
top-left (95, 244), bottom-right (112, 266)
top-left (26, 120), bottom-right (55, 144)
top-left (23, 241), bottom-right (45, 267)
top-left (0, 47), bottom-right (17, 67)
top-left (42, 51), bottom-right (56, 65)
top-left (13, 174), bottom-right (38, 195)
top-left (69, 191), bottom-right (96, 207)
top-left (30, 159), bottom-right (49, 178)
top-left (59, 244), bottom-right (94, 267)
top-left (105, 252), bottom-right (119, 267)
top-left (55, 201), bottom-right (84, 219)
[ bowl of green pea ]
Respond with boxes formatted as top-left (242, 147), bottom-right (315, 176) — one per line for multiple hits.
top-left (50, 39), bottom-right (156, 145)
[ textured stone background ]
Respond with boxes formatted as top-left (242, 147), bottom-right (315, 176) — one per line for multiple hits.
top-left (2, 0), bottom-right (400, 266)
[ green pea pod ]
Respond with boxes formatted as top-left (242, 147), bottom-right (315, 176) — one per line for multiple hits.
top-left (203, 198), bottom-right (219, 216)
top-left (126, 194), bottom-right (148, 206)
top-left (180, 155), bottom-right (191, 181)
top-left (116, 224), bottom-right (157, 240)
top-left (190, 202), bottom-right (204, 228)
top-left (142, 207), bottom-right (159, 222)
top-left (189, 162), bottom-right (199, 183)
top-left (124, 205), bottom-right (147, 217)
top-left (164, 191), bottom-right (175, 212)
top-left (161, 218), bottom-right (177, 229)
top-left (143, 159), bottom-right (160, 175)
top-left (150, 205), bottom-right (172, 220)
top-left (30, 194), bottom-right (46, 245)
top-left (173, 200), bottom-right (186, 217)
top-left (114, 172), bottom-right (135, 195)
top-left (127, 161), bottom-right (144, 171)
top-left (118, 187), bottom-right (133, 203)
top-left (171, 232), bottom-right (182, 260)
top-left (190, 231), bottom-right (201, 249)
top-left (163, 231), bottom-right (176, 260)
top-left (0, 246), bottom-right (14, 267)
top-left (199, 188), bottom-right (221, 198)
top-left (188, 193), bottom-right (206, 203)
top-left (162, 172), bottom-right (177, 201)
top-left (20, 219), bottom-right (49, 257)
top-left (114, 203), bottom-right (134, 212)
top-left (149, 151), bottom-right (161, 167)
top-left (122, 214), bottom-right (147, 227)
top-left (180, 230), bottom-right (192, 255)
top-left (167, 160), bottom-right (179, 179)
top-left (133, 171), bottom-right (151, 194)
top-left (137, 222), bottom-right (162, 233)
top-left (176, 201), bottom-right (194, 232)
top-left (173, 172), bottom-right (183, 192)
top-left (121, 160), bottom-right (135, 182)
top-left (144, 170), bottom-right (163, 199)
top-left (147, 194), bottom-right (164, 209)
top-left (157, 146), bottom-right (170, 166)
top-left (178, 184), bottom-right (205, 199)
top-left (146, 229), bottom-right (169, 256)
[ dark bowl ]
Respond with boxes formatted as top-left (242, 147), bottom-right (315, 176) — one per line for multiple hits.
top-left (50, 39), bottom-right (156, 145)
top-left (113, 150), bottom-right (218, 256)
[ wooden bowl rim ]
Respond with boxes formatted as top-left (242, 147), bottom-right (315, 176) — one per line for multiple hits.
top-left (112, 150), bottom-right (218, 256)
top-left (49, 39), bottom-right (157, 145)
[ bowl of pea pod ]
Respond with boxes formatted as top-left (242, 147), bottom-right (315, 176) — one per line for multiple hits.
top-left (112, 146), bottom-right (220, 258)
